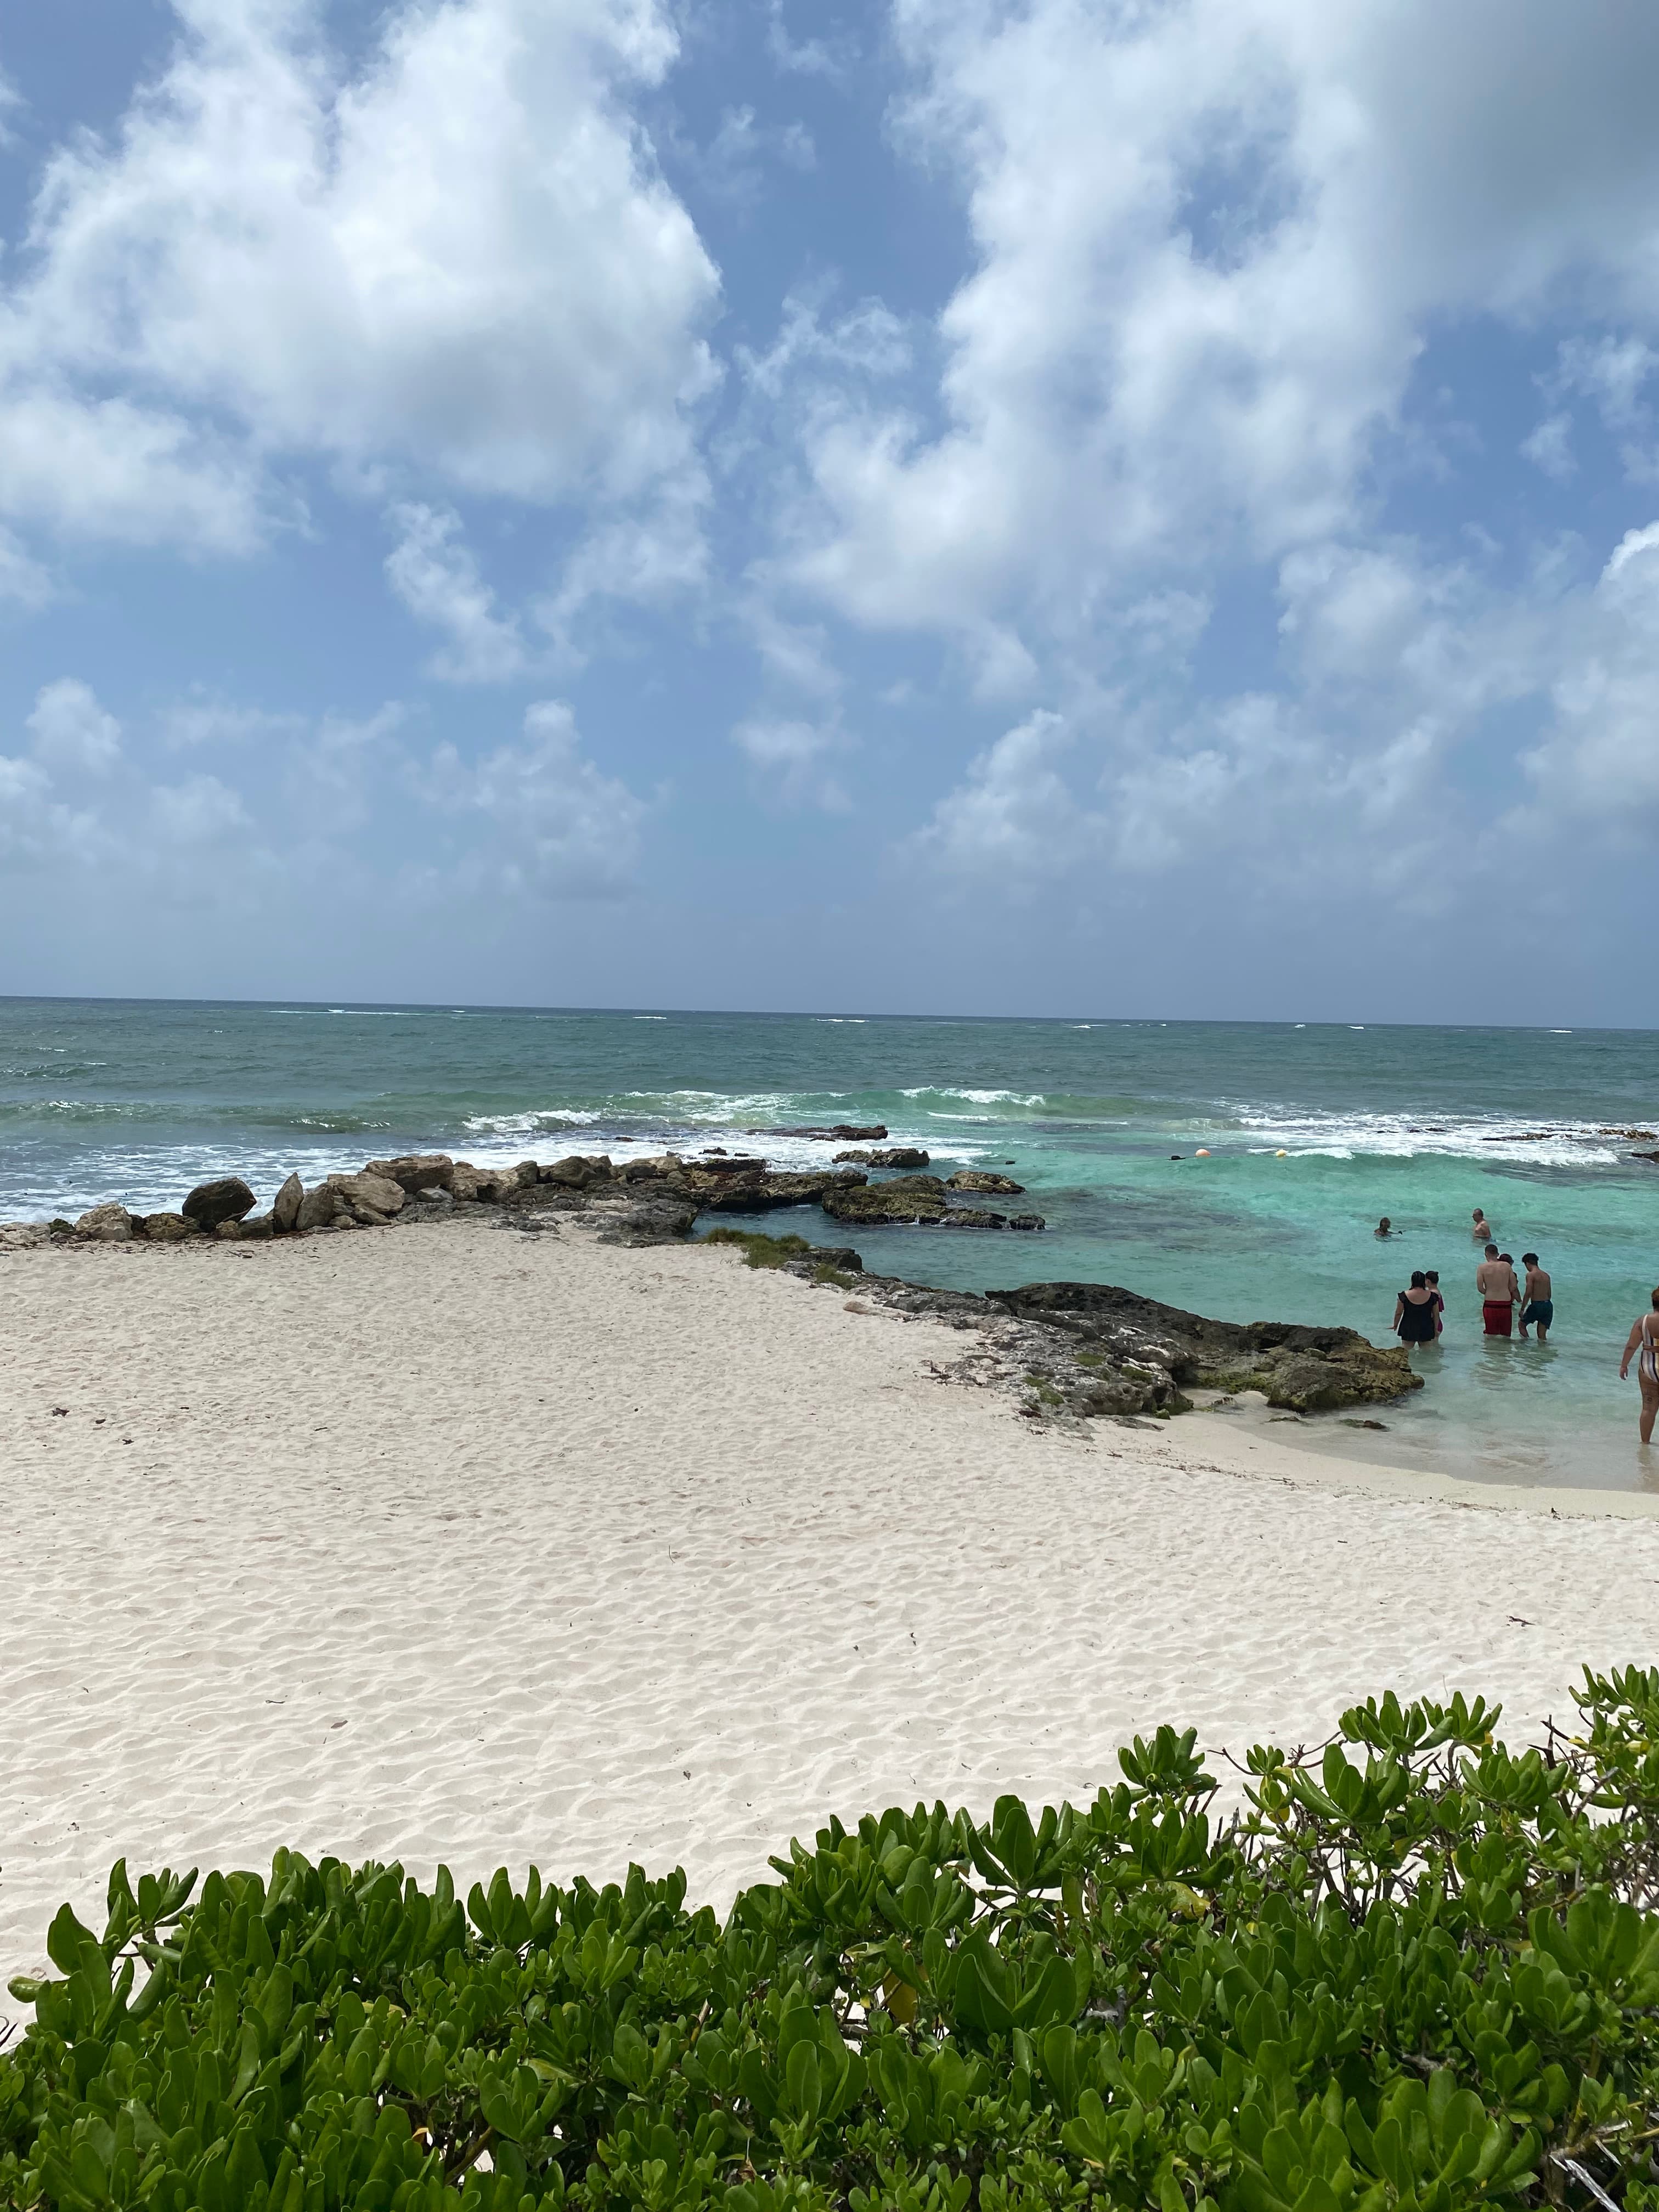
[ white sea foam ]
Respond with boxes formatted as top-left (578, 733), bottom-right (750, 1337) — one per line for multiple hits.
top-left (1234, 1108), bottom-right (1643, 1166)
top-left (899, 1086), bottom-right (1046, 1107)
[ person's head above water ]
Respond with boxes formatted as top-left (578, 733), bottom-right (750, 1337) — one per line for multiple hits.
top-left (1651, 1286), bottom-right (1659, 1311)
top-left (1473, 1208), bottom-right (1485, 1220)
top-left (1410, 1270), bottom-right (1426, 1289)
top-left (1485, 1243), bottom-right (1499, 1257)
top-left (1425, 1271), bottom-right (1440, 1284)
top-left (1376, 1216), bottom-right (1392, 1233)
top-left (1522, 1251), bottom-right (1539, 1267)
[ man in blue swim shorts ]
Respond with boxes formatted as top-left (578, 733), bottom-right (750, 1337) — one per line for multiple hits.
top-left (1519, 1251), bottom-right (1553, 1342)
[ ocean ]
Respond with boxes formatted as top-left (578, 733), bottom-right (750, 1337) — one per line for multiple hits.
top-left (3, 997), bottom-right (1656, 1494)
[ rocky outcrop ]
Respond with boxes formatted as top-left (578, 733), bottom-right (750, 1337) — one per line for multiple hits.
top-left (983, 1281), bottom-right (1419, 1413)
top-left (75, 1203), bottom-right (135, 1242)
top-left (822, 1176), bottom-right (947, 1224)
top-left (364, 1154), bottom-right (455, 1194)
top-left (0, 1221), bottom-right (50, 1250)
top-left (693, 1168), bottom-right (866, 1213)
top-left (140, 1212), bottom-right (196, 1242)
top-left (182, 1177), bottom-right (256, 1231)
top-left (764, 1124), bottom-right (888, 1141)
top-left (946, 1170), bottom-right (1025, 1194)
top-left (272, 1173), bottom-right (304, 1233)
top-left (834, 1147), bottom-right (930, 1169)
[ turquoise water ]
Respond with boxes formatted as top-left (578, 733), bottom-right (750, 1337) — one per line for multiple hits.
top-left (3, 998), bottom-right (1657, 1492)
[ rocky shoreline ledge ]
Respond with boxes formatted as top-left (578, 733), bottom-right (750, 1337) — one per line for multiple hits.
top-left (1, 1143), bottom-right (1419, 1425)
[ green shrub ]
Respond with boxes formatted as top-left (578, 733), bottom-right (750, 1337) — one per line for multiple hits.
top-left (700, 1230), bottom-right (813, 1271)
top-left (5, 1668), bottom-right (1659, 2209)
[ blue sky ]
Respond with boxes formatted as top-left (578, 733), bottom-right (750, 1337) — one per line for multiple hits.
top-left (3, 0), bottom-right (1659, 1022)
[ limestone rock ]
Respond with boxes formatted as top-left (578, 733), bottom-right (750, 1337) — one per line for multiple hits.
top-left (450, 1162), bottom-right (509, 1203)
top-left (216, 1219), bottom-right (245, 1240)
top-left (0, 1222), bottom-right (50, 1250)
top-left (835, 1147), bottom-right (930, 1169)
top-left (326, 1171), bottom-right (407, 1224)
top-left (946, 1169), bottom-right (1025, 1194)
top-left (296, 1183), bottom-right (343, 1232)
top-left (139, 1212), bottom-right (196, 1242)
top-left (766, 1124), bottom-right (888, 1141)
top-left (239, 1212), bottom-right (275, 1240)
top-left (182, 1177), bottom-right (256, 1231)
top-left (272, 1173), bottom-right (303, 1233)
top-left (75, 1203), bottom-right (134, 1242)
top-left (696, 1169), bottom-right (866, 1213)
top-left (541, 1156), bottom-right (595, 1188)
top-left (363, 1153), bottom-right (455, 1194)
top-left (593, 1195), bottom-right (699, 1247)
top-left (821, 1181), bottom-right (947, 1225)
top-left (984, 1281), bottom-right (1420, 1413)
top-left (505, 1159), bottom-right (541, 1189)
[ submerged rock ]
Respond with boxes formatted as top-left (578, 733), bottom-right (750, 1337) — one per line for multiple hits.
top-left (983, 1281), bottom-right (1419, 1412)
top-left (182, 1177), bottom-right (256, 1231)
top-left (765, 1124), bottom-right (888, 1141)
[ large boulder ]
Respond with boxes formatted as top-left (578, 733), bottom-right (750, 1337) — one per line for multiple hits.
top-left (0, 1221), bottom-right (49, 1250)
top-left (326, 1171), bottom-right (407, 1225)
top-left (835, 1147), bottom-right (930, 1169)
top-left (75, 1203), bottom-right (135, 1242)
top-left (182, 1177), bottom-right (256, 1231)
top-left (540, 1156), bottom-right (594, 1188)
top-left (296, 1183), bottom-right (343, 1232)
top-left (450, 1162), bottom-right (504, 1203)
top-left (363, 1153), bottom-right (455, 1194)
top-left (139, 1212), bottom-right (196, 1242)
top-left (272, 1173), bottom-right (303, 1233)
top-left (946, 1169), bottom-right (1025, 1194)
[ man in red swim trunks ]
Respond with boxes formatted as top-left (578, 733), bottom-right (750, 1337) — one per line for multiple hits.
top-left (1476, 1244), bottom-right (1518, 1335)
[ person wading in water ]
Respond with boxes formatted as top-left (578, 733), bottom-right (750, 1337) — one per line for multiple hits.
top-left (1619, 1287), bottom-right (1659, 1445)
top-left (1393, 1271), bottom-right (1438, 1348)
top-left (1476, 1244), bottom-right (1518, 1337)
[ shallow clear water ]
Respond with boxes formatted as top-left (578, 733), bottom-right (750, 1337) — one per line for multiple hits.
top-left (4, 998), bottom-right (1657, 1492)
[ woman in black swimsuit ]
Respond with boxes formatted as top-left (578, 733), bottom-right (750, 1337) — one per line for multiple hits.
top-left (1393, 1271), bottom-right (1438, 1345)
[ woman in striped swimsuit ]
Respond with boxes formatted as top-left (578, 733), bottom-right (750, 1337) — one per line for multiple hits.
top-left (1618, 1287), bottom-right (1659, 1444)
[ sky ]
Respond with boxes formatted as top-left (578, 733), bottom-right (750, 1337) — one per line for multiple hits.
top-left (2, 0), bottom-right (1658, 1023)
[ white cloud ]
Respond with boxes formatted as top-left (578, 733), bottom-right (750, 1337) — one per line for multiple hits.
top-left (912, 710), bottom-right (1101, 878)
top-left (1524, 522), bottom-right (1659, 816)
top-left (385, 504), bottom-right (527, 682)
top-left (766, 0), bottom-right (1659, 657)
top-left (0, 526), bottom-right (53, 607)
top-left (0, 0), bottom-right (719, 552)
top-left (148, 772), bottom-right (252, 844)
top-left (160, 693), bottom-right (306, 749)
top-left (26, 679), bottom-right (122, 775)
top-left (422, 699), bottom-right (645, 894)
top-left (732, 715), bottom-right (850, 809)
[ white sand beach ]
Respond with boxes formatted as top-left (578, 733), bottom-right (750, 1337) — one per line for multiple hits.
top-left (3, 1217), bottom-right (1657, 1978)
